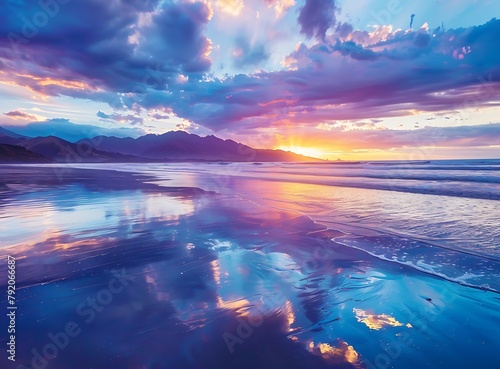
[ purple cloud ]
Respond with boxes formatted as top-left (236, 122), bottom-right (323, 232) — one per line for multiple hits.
top-left (4, 110), bottom-right (37, 121)
top-left (149, 113), bottom-right (170, 120)
top-left (153, 19), bottom-right (500, 131)
top-left (298, 0), bottom-right (338, 41)
top-left (0, 0), bottom-right (212, 94)
top-left (97, 111), bottom-right (144, 125)
top-left (1, 1), bottom-right (499, 141)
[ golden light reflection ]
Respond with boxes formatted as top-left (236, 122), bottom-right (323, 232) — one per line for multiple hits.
top-left (283, 300), bottom-right (295, 331)
top-left (309, 340), bottom-right (362, 366)
top-left (211, 260), bottom-right (221, 285)
top-left (227, 178), bottom-right (321, 215)
top-left (217, 297), bottom-right (250, 316)
top-left (353, 308), bottom-right (411, 330)
top-left (52, 238), bottom-right (103, 251)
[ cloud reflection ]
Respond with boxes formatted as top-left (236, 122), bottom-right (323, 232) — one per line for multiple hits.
top-left (7, 165), bottom-right (498, 369)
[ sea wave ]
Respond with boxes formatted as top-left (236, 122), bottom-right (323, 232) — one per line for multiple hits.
top-left (330, 231), bottom-right (500, 293)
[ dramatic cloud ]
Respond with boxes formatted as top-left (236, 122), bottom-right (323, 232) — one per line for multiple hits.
top-left (0, 0), bottom-right (212, 95)
top-left (4, 110), bottom-right (37, 121)
top-left (4, 119), bottom-right (145, 142)
top-left (0, 0), bottom-right (499, 157)
top-left (149, 19), bottom-right (500, 131)
top-left (298, 0), bottom-right (338, 40)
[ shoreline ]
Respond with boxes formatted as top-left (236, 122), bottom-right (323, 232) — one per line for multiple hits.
top-left (0, 164), bottom-right (499, 368)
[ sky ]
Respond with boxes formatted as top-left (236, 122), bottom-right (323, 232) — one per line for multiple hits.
top-left (0, 0), bottom-right (499, 160)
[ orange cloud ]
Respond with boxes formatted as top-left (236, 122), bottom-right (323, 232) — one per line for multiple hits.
top-left (3, 110), bottom-right (38, 121)
top-left (215, 0), bottom-right (243, 16)
top-left (17, 74), bottom-right (98, 91)
top-left (0, 71), bottom-right (100, 98)
top-left (266, 0), bottom-right (295, 17)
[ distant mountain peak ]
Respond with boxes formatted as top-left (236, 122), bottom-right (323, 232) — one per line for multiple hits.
top-left (0, 126), bottom-right (322, 163)
top-left (0, 126), bottom-right (29, 139)
top-left (76, 130), bottom-right (321, 162)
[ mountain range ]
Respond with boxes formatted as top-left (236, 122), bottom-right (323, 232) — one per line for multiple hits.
top-left (0, 126), bottom-right (319, 163)
top-left (0, 143), bottom-right (53, 163)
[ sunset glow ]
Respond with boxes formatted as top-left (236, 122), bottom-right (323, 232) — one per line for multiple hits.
top-left (1, 1), bottom-right (499, 159)
top-left (277, 145), bottom-right (326, 159)
top-left (1, 3), bottom-right (499, 367)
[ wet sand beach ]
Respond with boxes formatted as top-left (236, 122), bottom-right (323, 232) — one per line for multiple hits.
top-left (0, 164), bottom-right (499, 369)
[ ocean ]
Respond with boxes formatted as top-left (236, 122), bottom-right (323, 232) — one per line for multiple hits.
top-left (0, 160), bottom-right (499, 369)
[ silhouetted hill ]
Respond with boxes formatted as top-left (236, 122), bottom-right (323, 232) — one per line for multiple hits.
top-left (0, 127), bottom-right (29, 145)
top-left (0, 144), bottom-right (53, 163)
top-left (0, 126), bottom-right (28, 139)
top-left (0, 135), bottom-right (142, 163)
top-left (78, 131), bottom-right (319, 162)
top-left (0, 126), bottom-right (321, 163)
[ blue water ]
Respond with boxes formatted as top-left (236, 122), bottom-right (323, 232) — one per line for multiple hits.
top-left (0, 160), bottom-right (499, 369)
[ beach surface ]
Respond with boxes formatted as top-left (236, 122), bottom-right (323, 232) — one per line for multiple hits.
top-left (0, 162), bottom-right (499, 369)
